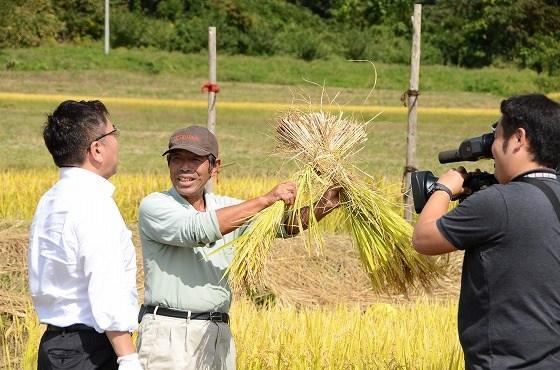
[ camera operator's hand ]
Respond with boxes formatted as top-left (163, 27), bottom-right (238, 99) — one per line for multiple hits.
top-left (437, 166), bottom-right (468, 198)
top-left (412, 166), bottom-right (467, 256)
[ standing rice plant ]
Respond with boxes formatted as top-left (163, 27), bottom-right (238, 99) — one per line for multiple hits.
top-left (0, 302), bottom-right (42, 370)
top-left (231, 298), bottom-right (464, 369)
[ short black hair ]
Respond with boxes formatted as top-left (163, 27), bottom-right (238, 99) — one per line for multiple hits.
top-left (500, 94), bottom-right (560, 169)
top-left (43, 100), bottom-right (109, 167)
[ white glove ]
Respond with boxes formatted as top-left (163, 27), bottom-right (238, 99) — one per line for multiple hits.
top-left (117, 353), bottom-right (143, 370)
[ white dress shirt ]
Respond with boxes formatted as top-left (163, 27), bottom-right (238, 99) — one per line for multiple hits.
top-left (28, 167), bottom-right (138, 333)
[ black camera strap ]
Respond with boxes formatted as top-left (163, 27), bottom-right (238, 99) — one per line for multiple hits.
top-left (515, 177), bottom-right (560, 223)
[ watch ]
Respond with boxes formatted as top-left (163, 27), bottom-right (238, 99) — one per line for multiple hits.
top-left (427, 182), bottom-right (453, 199)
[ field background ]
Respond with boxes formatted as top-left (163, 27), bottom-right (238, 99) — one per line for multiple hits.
top-left (1, 45), bottom-right (556, 369)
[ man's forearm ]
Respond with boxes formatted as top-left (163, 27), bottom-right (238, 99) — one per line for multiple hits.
top-left (215, 181), bottom-right (297, 235)
top-left (215, 196), bottom-right (271, 235)
top-left (417, 191), bottom-right (452, 224)
top-left (106, 331), bottom-right (136, 357)
top-left (412, 191), bottom-right (456, 255)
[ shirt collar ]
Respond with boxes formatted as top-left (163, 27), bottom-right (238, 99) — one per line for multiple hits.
top-left (512, 168), bottom-right (558, 181)
top-left (59, 167), bottom-right (115, 196)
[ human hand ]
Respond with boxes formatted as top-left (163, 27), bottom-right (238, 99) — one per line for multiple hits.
top-left (264, 181), bottom-right (297, 206)
top-left (437, 166), bottom-right (467, 197)
top-left (319, 185), bottom-right (342, 210)
top-left (117, 353), bottom-right (143, 370)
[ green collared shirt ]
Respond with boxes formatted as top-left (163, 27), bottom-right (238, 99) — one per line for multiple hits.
top-left (138, 187), bottom-right (244, 313)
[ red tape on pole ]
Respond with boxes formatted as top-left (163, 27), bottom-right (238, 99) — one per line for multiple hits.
top-left (201, 82), bottom-right (220, 93)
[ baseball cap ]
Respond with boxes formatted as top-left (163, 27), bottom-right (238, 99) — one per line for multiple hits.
top-left (162, 126), bottom-right (219, 157)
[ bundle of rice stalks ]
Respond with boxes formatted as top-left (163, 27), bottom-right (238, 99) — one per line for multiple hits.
top-left (341, 176), bottom-right (439, 292)
top-left (274, 108), bottom-right (440, 293)
top-left (223, 107), bottom-right (439, 293)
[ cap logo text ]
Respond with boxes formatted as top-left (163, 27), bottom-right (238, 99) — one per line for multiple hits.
top-left (173, 134), bottom-right (200, 143)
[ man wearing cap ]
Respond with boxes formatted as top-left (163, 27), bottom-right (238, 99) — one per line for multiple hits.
top-left (136, 125), bottom-right (340, 369)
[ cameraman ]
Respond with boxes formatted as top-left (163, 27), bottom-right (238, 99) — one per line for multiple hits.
top-left (412, 94), bottom-right (560, 370)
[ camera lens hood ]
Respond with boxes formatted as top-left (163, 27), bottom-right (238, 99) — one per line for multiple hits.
top-left (411, 171), bottom-right (438, 214)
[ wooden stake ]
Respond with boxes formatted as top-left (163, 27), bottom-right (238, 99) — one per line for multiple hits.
top-left (207, 27), bottom-right (217, 192)
top-left (403, 4), bottom-right (422, 222)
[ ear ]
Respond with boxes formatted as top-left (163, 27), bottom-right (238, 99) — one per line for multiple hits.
top-left (88, 141), bottom-right (104, 165)
top-left (514, 127), bottom-right (528, 145)
top-left (210, 158), bottom-right (221, 178)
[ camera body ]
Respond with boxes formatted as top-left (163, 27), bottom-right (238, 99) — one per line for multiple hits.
top-left (412, 131), bottom-right (497, 214)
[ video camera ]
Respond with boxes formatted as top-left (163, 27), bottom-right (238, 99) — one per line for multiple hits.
top-left (411, 130), bottom-right (498, 214)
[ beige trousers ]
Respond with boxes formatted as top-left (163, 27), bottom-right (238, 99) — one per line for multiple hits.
top-left (137, 313), bottom-right (236, 370)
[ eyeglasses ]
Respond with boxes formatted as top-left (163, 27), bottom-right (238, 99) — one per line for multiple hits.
top-left (93, 125), bottom-right (119, 142)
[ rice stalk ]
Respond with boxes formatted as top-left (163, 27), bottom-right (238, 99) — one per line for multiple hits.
top-left (222, 201), bottom-right (286, 291)
top-left (222, 106), bottom-right (440, 293)
top-left (276, 110), bottom-right (367, 170)
top-left (287, 166), bottom-right (332, 254)
top-left (341, 176), bottom-right (440, 292)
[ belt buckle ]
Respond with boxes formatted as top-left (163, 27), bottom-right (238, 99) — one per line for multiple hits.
top-left (209, 312), bottom-right (222, 322)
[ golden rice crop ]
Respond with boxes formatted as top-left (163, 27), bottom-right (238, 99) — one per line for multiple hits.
top-left (1, 170), bottom-right (355, 233)
top-left (0, 301), bottom-right (41, 370)
top-left (232, 298), bottom-right (464, 370)
top-left (6, 298), bottom-right (463, 370)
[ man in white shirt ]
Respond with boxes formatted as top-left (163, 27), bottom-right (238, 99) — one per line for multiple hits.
top-left (28, 100), bottom-right (142, 370)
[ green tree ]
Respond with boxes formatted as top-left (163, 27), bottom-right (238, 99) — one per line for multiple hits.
top-left (51, 0), bottom-right (104, 40)
top-left (0, 0), bottom-right (62, 47)
top-left (424, 0), bottom-right (560, 74)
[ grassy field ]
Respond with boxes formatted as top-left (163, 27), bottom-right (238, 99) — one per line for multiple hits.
top-left (0, 43), bottom-right (548, 96)
top-left (1, 45), bottom-right (541, 180)
top-left (0, 96), bottom-right (498, 179)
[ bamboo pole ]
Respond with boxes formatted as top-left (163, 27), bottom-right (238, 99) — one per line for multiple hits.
top-left (403, 4), bottom-right (422, 222)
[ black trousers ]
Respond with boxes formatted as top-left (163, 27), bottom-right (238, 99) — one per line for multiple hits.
top-left (38, 328), bottom-right (117, 370)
